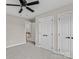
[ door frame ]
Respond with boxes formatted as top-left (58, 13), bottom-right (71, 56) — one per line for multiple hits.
top-left (35, 16), bottom-right (54, 50)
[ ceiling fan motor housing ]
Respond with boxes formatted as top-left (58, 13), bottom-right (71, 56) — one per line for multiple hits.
top-left (19, 0), bottom-right (27, 6)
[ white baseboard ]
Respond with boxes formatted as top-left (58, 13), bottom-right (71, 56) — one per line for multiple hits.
top-left (51, 49), bottom-right (72, 58)
top-left (6, 42), bottom-right (26, 48)
top-left (35, 46), bottom-right (71, 58)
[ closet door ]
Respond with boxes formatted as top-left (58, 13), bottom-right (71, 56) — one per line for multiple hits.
top-left (70, 13), bottom-right (73, 58)
top-left (38, 16), bottom-right (54, 50)
top-left (58, 12), bottom-right (73, 57)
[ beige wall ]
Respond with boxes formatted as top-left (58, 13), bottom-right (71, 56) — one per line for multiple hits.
top-left (6, 15), bottom-right (31, 48)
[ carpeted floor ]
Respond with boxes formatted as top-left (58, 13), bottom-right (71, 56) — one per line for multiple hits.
top-left (6, 43), bottom-right (72, 59)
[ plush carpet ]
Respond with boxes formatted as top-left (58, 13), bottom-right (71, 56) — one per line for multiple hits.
top-left (6, 43), bottom-right (72, 59)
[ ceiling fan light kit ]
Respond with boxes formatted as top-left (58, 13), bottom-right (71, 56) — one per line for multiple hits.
top-left (6, 0), bottom-right (39, 13)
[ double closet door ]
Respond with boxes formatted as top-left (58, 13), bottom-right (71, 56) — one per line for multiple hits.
top-left (36, 11), bottom-right (73, 58)
top-left (37, 16), bottom-right (54, 50)
top-left (58, 12), bottom-right (73, 58)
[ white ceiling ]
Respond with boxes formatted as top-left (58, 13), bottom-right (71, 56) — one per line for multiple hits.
top-left (6, 0), bottom-right (72, 19)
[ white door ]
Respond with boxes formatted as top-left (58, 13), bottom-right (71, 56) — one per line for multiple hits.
top-left (58, 12), bottom-right (73, 57)
top-left (38, 16), bottom-right (53, 50)
top-left (70, 13), bottom-right (73, 58)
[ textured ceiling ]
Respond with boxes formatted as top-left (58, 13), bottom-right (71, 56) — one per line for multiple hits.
top-left (6, 0), bottom-right (73, 19)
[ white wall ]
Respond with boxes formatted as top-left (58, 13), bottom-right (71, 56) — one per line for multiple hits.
top-left (31, 23), bottom-right (36, 41)
top-left (6, 15), bottom-right (31, 48)
top-left (25, 21), bottom-right (32, 32)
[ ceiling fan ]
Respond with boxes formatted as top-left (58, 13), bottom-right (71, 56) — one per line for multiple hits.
top-left (6, 0), bottom-right (39, 13)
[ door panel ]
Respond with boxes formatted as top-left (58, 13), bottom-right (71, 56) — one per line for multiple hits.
top-left (38, 16), bottom-right (53, 50)
top-left (38, 22), bottom-right (53, 50)
top-left (58, 12), bottom-right (73, 57)
top-left (70, 13), bottom-right (73, 58)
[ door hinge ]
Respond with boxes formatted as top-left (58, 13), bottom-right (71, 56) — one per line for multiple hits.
top-left (58, 33), bottom-right (60, 36)
top-left (59, 48), bottom-right (61, 51)
top-left (59, 18), bottom-right (60, 21)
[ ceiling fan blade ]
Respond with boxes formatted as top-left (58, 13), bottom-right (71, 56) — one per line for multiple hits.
top-left (26, 7), bottom-right (34, 12)
top-left (27, 1), bottom-right (39, 6)
top-left (19, 8), bottom-right (23, 13)
top-left (6, 4), bottom-right (20, 6)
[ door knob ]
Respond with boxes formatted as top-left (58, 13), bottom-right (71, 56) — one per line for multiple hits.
top-left (43, 34), bottom-right (48, 37)
top-left (66, 37), bottom-right (70, 39)
top-left (71, 37), bottom-right (73, 39)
